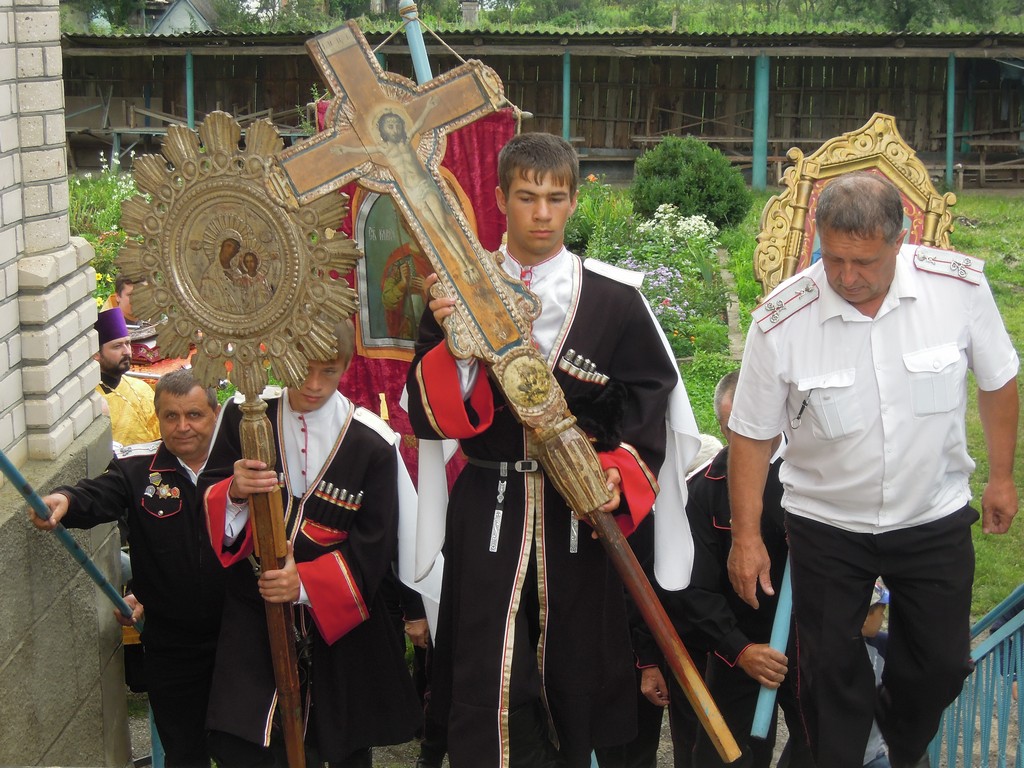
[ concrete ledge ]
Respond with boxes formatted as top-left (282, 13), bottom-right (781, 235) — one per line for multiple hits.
top-left (0, 417), bottom-right (130, 767)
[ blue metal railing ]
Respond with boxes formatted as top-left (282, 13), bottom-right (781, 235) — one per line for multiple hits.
top-left (930, 584), bottom-right (1024, 767)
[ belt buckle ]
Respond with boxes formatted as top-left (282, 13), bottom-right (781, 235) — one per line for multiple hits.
top-left (514, 459), bottom-right (539, 473)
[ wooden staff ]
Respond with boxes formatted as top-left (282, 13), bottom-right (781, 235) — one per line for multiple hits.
top-left (239, 399), bottom-right (305, 768)
top-left (588, 509), bottom-right (741, 762)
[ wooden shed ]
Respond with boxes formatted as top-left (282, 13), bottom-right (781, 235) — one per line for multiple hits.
top-left (62, 26), bottom-right (1024, 185)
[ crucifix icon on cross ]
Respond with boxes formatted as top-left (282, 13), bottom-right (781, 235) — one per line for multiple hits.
top-left (270, 21), bottom-right (615, 512)
top-left (271, 23), bottom-right (546, 364)
top-left (271, 23), bottom-right (533, 355)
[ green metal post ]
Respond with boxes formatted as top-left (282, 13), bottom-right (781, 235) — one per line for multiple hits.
top-left (946, 53), bottom-right (955, 190)
top-left (961, 61), bottom-right (975, 154)
top-left (186, 50), bottom-right (195, 130)
top-left (753, 53), bottom-right (770, 191)
top-left (562, 51), bottom-right (571, 141)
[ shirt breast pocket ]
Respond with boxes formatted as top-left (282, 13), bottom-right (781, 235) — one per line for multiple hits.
top-left (902, 343), bottom-right (966, 416)
top-left (797, 369), bottom-right (863, 441)
top-left (141, 498), bottom-right (182, 519)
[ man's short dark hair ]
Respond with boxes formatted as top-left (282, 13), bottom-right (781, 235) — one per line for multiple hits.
top-left (498, 132), bottom-right (579, 197)
top-left (814, 172), bottom-right (905, 244)
top-left (154, 368), bottom-right (217, 413)
top-left (714, 369), bottom-right (741, 422)
top-left (115, 275), bottom-right (137, 296)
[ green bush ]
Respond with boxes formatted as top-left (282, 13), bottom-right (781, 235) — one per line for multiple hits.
top-left (630, 136), bottom-right (753, 229)
top-left (679, 351), bottom-right (741, 437)
top-left (565, 174), bottom-right (634, 255)
top-left (68, 154), bottom-right (138, 304)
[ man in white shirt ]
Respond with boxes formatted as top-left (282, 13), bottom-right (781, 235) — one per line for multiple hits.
top-left (727, 172), bottom-right (1019, 768)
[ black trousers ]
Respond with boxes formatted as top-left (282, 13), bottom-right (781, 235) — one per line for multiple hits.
top-left (145, 641), bottom-right (217, 768)
top-left (786, 506), bottom-right (977, 768)
top-left (208, 728), bottom-right (371, 768)
top-left (693, 652), bottom-right (814, 768)
top-left (592, 666), bottom-right (665, 768)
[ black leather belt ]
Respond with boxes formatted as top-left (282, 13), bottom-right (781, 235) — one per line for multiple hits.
top-left (465, 457), bottom-right (541, 473)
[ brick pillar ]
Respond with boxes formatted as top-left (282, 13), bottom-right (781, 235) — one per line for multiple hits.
top-left (12, 0), bottom-right (104, 461)
top-left (0, 0), bottom-right (130, 764)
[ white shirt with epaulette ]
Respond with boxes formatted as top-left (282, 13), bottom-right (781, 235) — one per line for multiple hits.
top-left (730, 243), bottom-right (1018, 533)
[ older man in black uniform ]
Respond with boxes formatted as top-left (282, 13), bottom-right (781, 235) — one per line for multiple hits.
top-left (30, 369), bottom-right (225, 768)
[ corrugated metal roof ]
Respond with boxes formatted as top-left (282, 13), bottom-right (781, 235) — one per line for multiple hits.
top-left (62, 24), bottom-right (1024, 40)
top-left (61, 25), bottom-right (1024, 55)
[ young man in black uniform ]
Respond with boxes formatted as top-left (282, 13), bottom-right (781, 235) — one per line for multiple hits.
top-left (203, 320), bottom-right (420, 767)
top-left (406, 132), bottom-right (697, 768)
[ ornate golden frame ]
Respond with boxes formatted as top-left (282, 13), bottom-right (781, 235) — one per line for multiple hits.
top-left (117, 112), bottom-right (361, 401)
top-left (753, 112), bottom-right (957, 296)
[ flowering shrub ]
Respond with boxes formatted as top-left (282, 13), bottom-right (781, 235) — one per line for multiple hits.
top-left (565, 173), bottom-right (635, 254)
top-left (68, 153), bottom-right (138, 304)
top-left (586, 202), bottom-right (729, 358)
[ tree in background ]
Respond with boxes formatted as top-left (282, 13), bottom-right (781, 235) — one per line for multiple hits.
top-left (60, 0), bottom-right (1022, 41)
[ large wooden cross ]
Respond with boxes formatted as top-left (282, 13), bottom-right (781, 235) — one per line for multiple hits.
top-left (274, 23), bottom-right (531, 360)
top-left (273, 22), bottom-right (613, 514)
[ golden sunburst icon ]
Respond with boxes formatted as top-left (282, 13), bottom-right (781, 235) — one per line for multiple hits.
top-left (117, 111), bottom-right (361, 400)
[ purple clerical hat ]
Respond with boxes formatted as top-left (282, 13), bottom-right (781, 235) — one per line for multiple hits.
top-left (95, 307), bottom-right (129, 345)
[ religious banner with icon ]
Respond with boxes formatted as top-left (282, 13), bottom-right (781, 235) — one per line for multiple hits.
top-left (317, 101), bottom-right (514, 361)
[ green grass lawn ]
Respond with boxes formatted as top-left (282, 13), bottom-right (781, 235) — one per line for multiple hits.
top-left (711, 189), bottom-right (1024, 618)
top-left (947, 191), bottom-right (1024, 617)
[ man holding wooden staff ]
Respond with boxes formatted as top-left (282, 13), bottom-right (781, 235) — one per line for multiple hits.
top-left (727, 172), bottom-right (1020, 768)
top-left (202, 320), bottom-right (421, 767)
top-left (407, 132), bottom-right (700, 768)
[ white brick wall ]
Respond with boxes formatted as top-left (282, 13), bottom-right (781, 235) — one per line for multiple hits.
top-left (2, 2), bottom-right (96, 462)
top-left (23, 211), bottom-right (67, 250)
top-left (20, 145), bottom-right (64, 183)
top-left (13, 10), bottom-right (58, 44)
top-left (15, 45), bottom-right (41, 78)
top-left (0, 294), bottom-right (17, 336)
top-left (0, 115), bottom-right (17, 152)
top-left (0, 0), bottom-right (123, 760)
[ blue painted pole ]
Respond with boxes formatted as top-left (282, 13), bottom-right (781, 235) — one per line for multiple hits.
top-left (399, 0), bottom-right (433, 84)
top-left (751, 556), bottom-right (791, 738)
top-left (946, 53), bottom-right (956, 190)
top-left (185, 50), bottom-right (195, 130)
top-left (752, 53), bottom-right (770, 191)
top-left (562, 51), bottom-right (571, 141)
top-left (1, 449), bottom-right (139, 628)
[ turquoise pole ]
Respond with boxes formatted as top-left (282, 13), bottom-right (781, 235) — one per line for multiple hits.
top-left (946, 53), bottom-right (956, 189)
top-left (751, 557), bottom-right (791, 738)
top-left (752, 53), bottom-right (770, 191)
top-left (185, 50), bottom-right (195, 129)
top-left (1, 448), bottom-right (140, 629)
top-left (399, 0), bottom-right (433, 84)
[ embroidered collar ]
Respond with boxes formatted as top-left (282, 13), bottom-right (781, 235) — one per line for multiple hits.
top-left (501, 246), bottom-right (569, 288)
